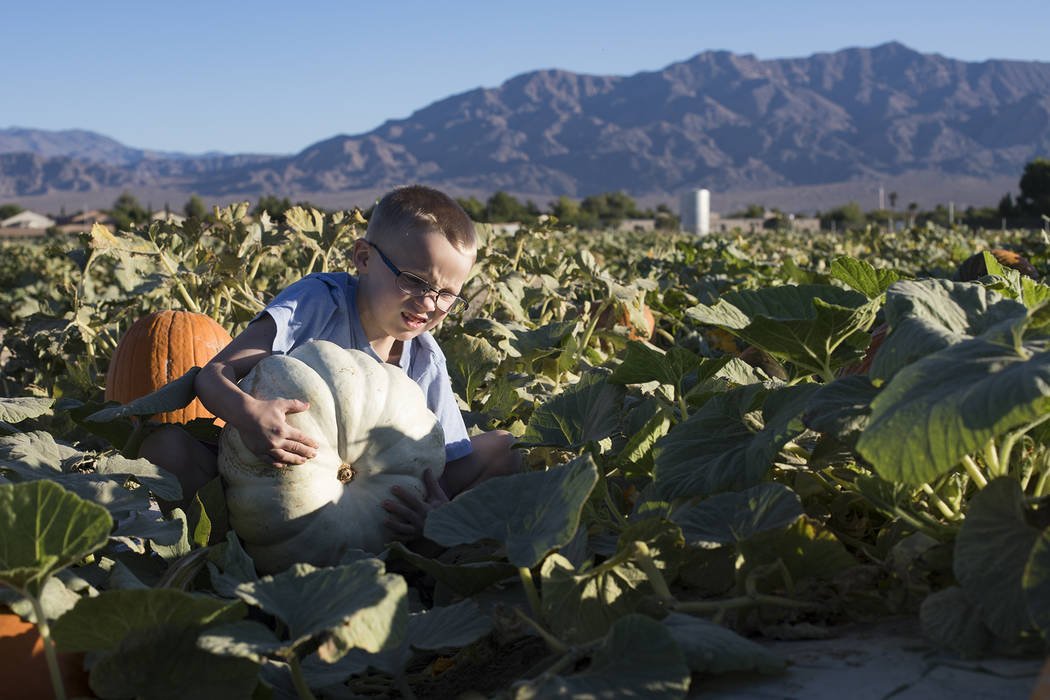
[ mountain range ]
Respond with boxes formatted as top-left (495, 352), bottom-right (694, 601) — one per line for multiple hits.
top-left (3, 42), bottom-right (1048, 213)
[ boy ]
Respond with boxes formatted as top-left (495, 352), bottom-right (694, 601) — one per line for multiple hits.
top-left (141, 185), bottom-right (520, 542)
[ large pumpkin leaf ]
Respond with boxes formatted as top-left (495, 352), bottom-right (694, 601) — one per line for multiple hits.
top-left (671, 482), bottom-right (805, 547)
top-left (540, 552), bottom-right (653, 643)
top-left (608, 342), bottom-right (718, 388)
top-left (88, 624), bottom-right (260, 700)
top-left (303, 599), bottom-right (494, 681)
top-left (84, 366), bottom-right (201, 421)
top-left (870, 278), bottom-right (1027, 382)
top-left (802, 374), bottom-right (880, 443)
top-left (954, 478), bottom-right (1041, 641)
top-left (0, 480), bottom-right (111, 597)
top-left (445, 333), bottom-right (501, 407)
top-left (830, 256), bottom-right (906, 299)
top-left (980, 252), bottom-right (1050, 308)
top-left (519, 371), bottom-right (625, 449)
top-left (687, 284), bottom-right (878, 379)
top-left (653, 383), bottom-right (819, 500)
top-left (0, 397), bottom-right (54, 424)
top-left (93, 452), bottom-right (183, 501)
top-left (386, 542), bottom-right (517, 597)
top-left (663, 612), bottom-right (785, 674)
top-left (233, 558), bottom-right (407, 659)
top-left (737, 517), bottom-right (856, 583)
top-left (424, 455), bottom-right (598, 568)
top-left (1023, 526), bottom-right (1050, 638)
top-left (52, 587), bottom-right (245, 651)
top-left (512, 614), bottom-right (690, 699)
top-left (857, 315), bottom-right (1050, 484)
top-left (919, 586), bottom-right (996, 657)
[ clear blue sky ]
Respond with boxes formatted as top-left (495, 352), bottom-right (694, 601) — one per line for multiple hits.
top-left (7, 0), bottom-right (1048, 155)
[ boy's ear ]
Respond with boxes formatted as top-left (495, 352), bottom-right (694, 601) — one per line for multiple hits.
top-left (351, 239), bottom-right (371, 271)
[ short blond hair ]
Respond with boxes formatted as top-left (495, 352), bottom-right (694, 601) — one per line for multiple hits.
top-left (366, 185), bottom-right (477, 252)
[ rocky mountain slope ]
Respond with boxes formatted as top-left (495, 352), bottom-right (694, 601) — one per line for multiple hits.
top-left (3, 42), bottom-right (1047, 207)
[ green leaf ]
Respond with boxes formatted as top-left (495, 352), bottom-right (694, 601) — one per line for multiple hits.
top-left (386, 541), bottom-right (517, 596)
top-left (0, 397), bottom-right (53, 424)
top-left (52, 587), bottom-right (245, 651)
top-left (653, 383), bottom-right (819, 499)
top-left (672, 482), bottom-right (805, 547)
top-left (1023, 526), bottom-right (1050, 637)
top-left (206, 531), bottom-right (259, 599)
top-left (919, 586), bottom-right (996, 657)
top-left (520, 371), bottom-right (625, 449)
top-left (196, 620), bottom-right (285, 663)
top-left (608, 342), bottom-right (710, 388)
top-left (88, 624), bottom-right (260, 700)
top-left (663, 612), bottom-right (785, 673)
top-left (802, 375), bottom-right (879, 443)
top-left (687, 284), bottom-right (878, 379)
top-left (84, 367), bottom-right (201, 421)
top-left (0, 480), bottom-right (111, 597)
top-left (954, 478), bottom-right (1040, 641)
top-left (234, 559), bottom-right (407, 660)
top-left (871, 278), bottom-right (1026, 382)
top-left (94, 452), bottom-right (183, 501)
top-left (513, 614), bottom-right (690, 699)
top-left (445, 333), bottom-right (501, 407)
top-left (830, 256), bottom-right (905, 298)
top-left (540, 552), bottom-right (653, 643)
top-left (498, 320), bottom-right (577, 360)
top-left (425, 455), bottom-right (598, 568)
top-left (857, 317), bottom-right (1050, 484)
top-left (737, 518), bottom-right (856, 583)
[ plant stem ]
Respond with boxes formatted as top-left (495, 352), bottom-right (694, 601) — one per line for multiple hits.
top-left (603, 489), bottom-right (629, 530)
top-left (513, 607), bottom-right (569, 655)
top-left (156, 250), bottom-right (201, 313)
top-left (31, 595), bottom-right (67, 700)
top-left (960, 454), bottom-right (989, 489)
top-left (675, 593), bottom-right (819, 614)
top-left (396, 674), bottom-right (417, 700)
top-left (983, 439), bottom-right (1003, 478)
top-left (518, 566), bottom-right (543, 622)
top-left (921, 483), bottom-right (959, 520)
top-left (288, 655), bottom-right (318, 700)
top-left (631, 542), bottom-right (675, 605)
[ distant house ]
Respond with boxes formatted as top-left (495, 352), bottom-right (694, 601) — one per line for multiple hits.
top-left (1, 210), bottom-right (55, 229)
top-left (710, 212), bottom-right (821, 234)
top-left (55, 209), bottom-right (118, 234)
top-left (152, 210), bottom-right (186, 225)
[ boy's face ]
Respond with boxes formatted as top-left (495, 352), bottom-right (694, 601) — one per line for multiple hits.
top-left (354, 227), bottom-right (475, 345)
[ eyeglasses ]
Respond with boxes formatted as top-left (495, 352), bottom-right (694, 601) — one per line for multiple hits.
top-left (366, 241), bottom-right (468, 315)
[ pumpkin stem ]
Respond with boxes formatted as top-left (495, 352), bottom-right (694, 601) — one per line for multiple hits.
top-left (337, 464), bottom-right (355, 483)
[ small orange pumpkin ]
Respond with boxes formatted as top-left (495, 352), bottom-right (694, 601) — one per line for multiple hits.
top-left (0, 609), bottom-right (93, 700)
top-left (955, 249), bottom-right (1039, 282)
top-left (597, 302), bottom-right (656, 341)
top-left (105, 310), bottom-right (232, 424)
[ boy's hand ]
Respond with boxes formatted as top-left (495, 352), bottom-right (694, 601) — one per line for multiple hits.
top-left (382, 469), bottom-right (449, 543)
top-left (236, 397), bottom-right (319, 467)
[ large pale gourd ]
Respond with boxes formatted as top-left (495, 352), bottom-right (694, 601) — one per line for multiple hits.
top-left (105, 310), bottom-right (232, 424)
top-left (218, 340), bottom-right (446, 574)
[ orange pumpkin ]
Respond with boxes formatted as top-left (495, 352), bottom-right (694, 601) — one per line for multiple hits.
top-left (597, 302), bottom-right (656, 341)
top-left (0, 609), bottom-right (93, 700)
top-left (955, 249), bottom-right (1039, 281)
top-left (105, 310), bottom-right (232, 424)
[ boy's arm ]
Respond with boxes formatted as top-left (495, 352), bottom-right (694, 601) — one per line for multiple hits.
top-left (196, 315), bottom-right (318, 467)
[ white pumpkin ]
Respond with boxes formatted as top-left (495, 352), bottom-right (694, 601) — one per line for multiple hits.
top-left (218, 340), bottom-right (446, 574)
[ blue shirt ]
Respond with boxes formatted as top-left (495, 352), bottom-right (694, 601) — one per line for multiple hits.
top-left (259, 272), bottom-right (472, 462)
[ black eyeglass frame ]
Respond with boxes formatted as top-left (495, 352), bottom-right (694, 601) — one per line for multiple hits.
top-left (366, 241), bottom-right (468, 315)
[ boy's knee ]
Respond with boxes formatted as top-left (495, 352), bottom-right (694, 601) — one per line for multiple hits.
top-left (470, 430), bottom-right (522, 478)
top-left (139, 424), bottom-right (219, 503)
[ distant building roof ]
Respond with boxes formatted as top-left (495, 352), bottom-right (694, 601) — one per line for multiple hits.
top-left (1, 210), bottom-right (55, 229)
